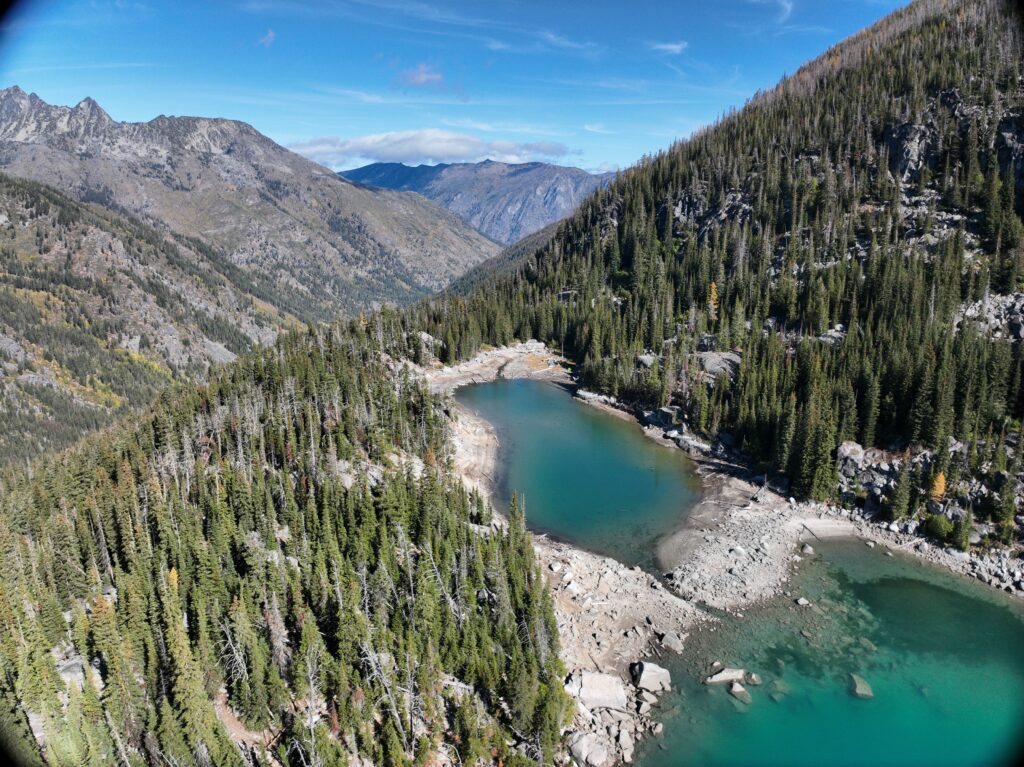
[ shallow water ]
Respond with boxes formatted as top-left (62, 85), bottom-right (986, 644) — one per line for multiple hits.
top-left (638, 539), bottom-right (1024, 767)
top-left (456, 379), bottom-right (1024, 767)
top-left (455, 378), bottom-right (700, 568)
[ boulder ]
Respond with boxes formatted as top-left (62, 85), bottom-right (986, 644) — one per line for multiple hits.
top-left (849, 673), bottom-right (874, 699)
top-left (631, 661), bottom-right (671, 693)
top-left (704, 667), bottom-right (746, 685)
top-left (837, 441), bottom-right (866, 471)
top-left (795, 597), bottom-right (811, 607)
top-left (661, 631), bottom-right (686, 654)
top-left (744, 672), bottom-right (762, 686)
top-left (566, 671), bottom-right (629, 712)
top-left (729, 681), bottom-right (752, 704)
top-left (568, 732), bottom-right (614, 767)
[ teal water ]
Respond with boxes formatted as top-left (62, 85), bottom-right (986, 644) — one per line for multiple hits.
top-left (455, 379), bottom-right (701, 568)
top-left (457, 380), bottom-right (1024, 767)
top-left (639, 539), bottom-right (1024, 767)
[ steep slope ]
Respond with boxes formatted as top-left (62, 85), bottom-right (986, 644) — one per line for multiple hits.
top-left (0, 173), bottom-right (306, 463)
top-left (446, 219), bottom-right (563, 295)
top-left (0, 88), bottom-right (500, 316)
top-left (409, 0), bottom-right (1024, 537)
top-left (0, 313), bottom-right (569, 767)
top-left (341, 160), bottom-right (614, 245)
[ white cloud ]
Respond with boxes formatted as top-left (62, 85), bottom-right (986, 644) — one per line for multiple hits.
top-left (257, 28), bottom-right (276, 46)
top-left (648, 40), bottom-right (688, 55)
top-left (442, 117), bottom-right (566, 136)
top-left (583, 123), bottom-right (614, 134)
top-left (747, 0), bottom-right (795, 23)
top-left (538, 29), bottom-right (601, 56)
top-left (398, 62), bottom-right (442, 86)
top-left (289, 128), bottom-right (571, 169)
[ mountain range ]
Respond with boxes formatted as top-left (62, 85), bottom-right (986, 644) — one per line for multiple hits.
top-left (340, 160), bottom-right (613, 245)
top-left (0, 87), bottom-right (500, 318)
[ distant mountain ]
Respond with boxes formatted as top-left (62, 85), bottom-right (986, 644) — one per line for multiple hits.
top-left (0, 87), bottom-right (500, 318)
top-left (341, 160), bottom-right (614, 245)
top-left (0, 173), bottom-right (301, 462)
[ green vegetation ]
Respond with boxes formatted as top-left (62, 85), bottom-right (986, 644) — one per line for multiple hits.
top-left (0, 314), bottom-right (568, 766)
top-left (0, 173), bottom-right (302, 464)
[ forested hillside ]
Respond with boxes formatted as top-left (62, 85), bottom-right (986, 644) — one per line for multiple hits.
top-left (0, 173), bottom-right (301, 465)
top-left (0, 311), bottom-right (568, 766)
top-left (418, 0), bottom-right (1024, 531)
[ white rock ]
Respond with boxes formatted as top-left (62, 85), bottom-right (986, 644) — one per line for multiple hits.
top-left (729, 681), bottom-right (752, 704)
top-left (795, 597), bottom-right (811, 607)
top-left (568, 732), bottom-right (614, 767)
top-left (704, 667), bottom-right (746, 685)
top-left (631, 661), bottom-right (671, 692)
top-left (566, 671), bottom-right (629, 712)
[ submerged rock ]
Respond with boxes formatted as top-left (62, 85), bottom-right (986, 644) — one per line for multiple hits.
top-left (729, 681), bottom-right (753, 704)
top-left (849, 673), bottom-right (874, 699)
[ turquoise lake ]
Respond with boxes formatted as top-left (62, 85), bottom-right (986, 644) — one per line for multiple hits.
top-left (455, 379), bottom-right (1024, 767)
top-left (455, 378), bottom-right (701, 569)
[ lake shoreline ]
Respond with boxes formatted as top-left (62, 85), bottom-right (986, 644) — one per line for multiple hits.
top-left (419, 342), bottom-right (703, 767)
top-left (571, 389), bottom-right (1024, 609)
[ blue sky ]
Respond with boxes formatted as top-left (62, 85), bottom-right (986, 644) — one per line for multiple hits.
top-left (0, 0), bottom-right (905, 172)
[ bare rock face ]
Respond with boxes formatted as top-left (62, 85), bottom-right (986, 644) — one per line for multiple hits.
top-left (885, 123), bottom-right (934, 182)
top-left (957, 293), bottom-right (1024, 341)
top-left (565, 670), bottom-right (630, 712)
top-left (0, 87), bottom-right (500, 316)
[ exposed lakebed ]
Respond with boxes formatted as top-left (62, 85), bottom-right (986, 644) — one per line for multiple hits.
top-left (455, 379), bottom-right (1024, 767)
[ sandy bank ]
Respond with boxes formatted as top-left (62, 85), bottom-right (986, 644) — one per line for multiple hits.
top-left (423, 339), bottom-right (571, 394)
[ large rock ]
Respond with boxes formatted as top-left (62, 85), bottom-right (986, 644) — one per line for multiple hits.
top-left (837, 441), bottom-right (866, 472)
top-left (568, 732), bottom-right (614, 767)
top-left (704, 667), bottom-right (746, 685)
top-left (565, 670), bottom-right (629, 712)
top-left (693, 350), bottom-right (742, 380)
top-left (630, 661), bottom-right (671, 693)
